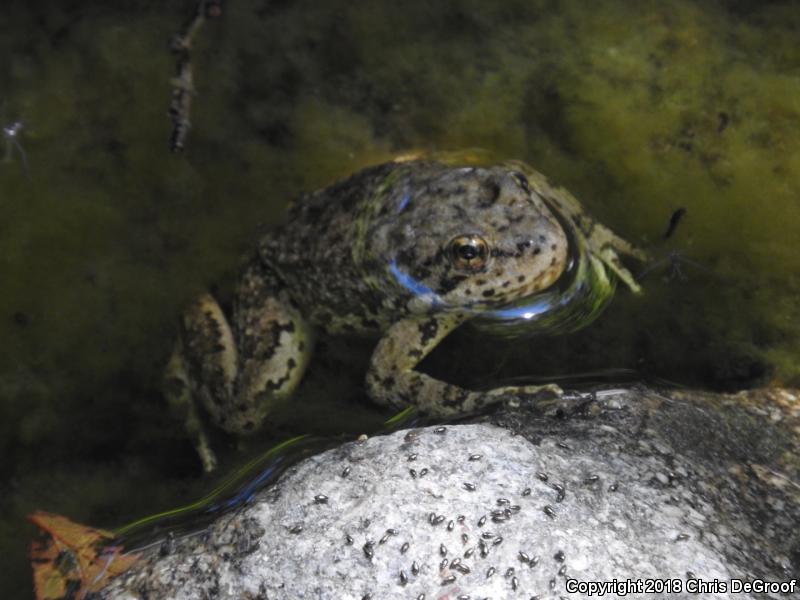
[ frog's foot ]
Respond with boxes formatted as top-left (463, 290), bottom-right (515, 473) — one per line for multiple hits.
top-left (164, 340), bottom-right (218, 472)
top-left (486, 383), bottom-right (563, 402)
top-left (486, 383), bottom-right (568, 414)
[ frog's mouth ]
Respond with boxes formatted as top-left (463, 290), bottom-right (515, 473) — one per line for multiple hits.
top-left (471, 198), bottom-right (617, 338)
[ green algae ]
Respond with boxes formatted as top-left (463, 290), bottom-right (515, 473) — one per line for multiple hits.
top-left (2, 0), bottom-right (800, 595)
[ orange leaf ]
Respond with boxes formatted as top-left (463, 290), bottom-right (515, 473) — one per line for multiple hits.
top-left (29, 511), bottom-right (139, 600)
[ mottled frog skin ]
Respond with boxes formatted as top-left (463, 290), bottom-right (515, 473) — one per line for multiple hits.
top-left (165, 155), bottom-right (645, 471)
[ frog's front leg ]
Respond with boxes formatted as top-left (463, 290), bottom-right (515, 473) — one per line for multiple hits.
top-left (366, 313), bottom-right (561, 416)
top-left (164, 263), bottom-right (312, 472)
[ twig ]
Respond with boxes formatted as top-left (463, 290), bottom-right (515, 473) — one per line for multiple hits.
top-left (168, 0), bottom-right (223, 152)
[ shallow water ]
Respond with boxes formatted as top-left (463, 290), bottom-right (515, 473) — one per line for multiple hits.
top-left (2, 0), bottom-right (800, 596)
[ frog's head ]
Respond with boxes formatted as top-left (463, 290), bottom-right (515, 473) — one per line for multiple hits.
top-left (371, 163), bottom-right (569, 314)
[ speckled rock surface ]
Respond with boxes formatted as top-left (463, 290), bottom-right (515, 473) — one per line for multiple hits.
top-left (99, 386), bottom-right (800, 599)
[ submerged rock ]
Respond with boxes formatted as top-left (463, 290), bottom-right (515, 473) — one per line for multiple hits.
top-left (99, 386), bottom-right (799, 599)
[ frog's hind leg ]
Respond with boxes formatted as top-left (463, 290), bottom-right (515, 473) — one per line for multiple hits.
top-left (165, 292), bottom-right (237, 472)
top-left (164, 337), bottom-right (220, 472)
top-left (165, 264), bottom-right (312, 472)
top-left (229, 263), bottom-right (313, 433)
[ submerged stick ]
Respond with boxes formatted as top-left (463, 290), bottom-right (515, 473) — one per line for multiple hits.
top-left (168, 0), bottom-right (223, 152)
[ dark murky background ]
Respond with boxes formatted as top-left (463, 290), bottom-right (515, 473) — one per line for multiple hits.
top-left (2, 0), bottom-right (800, 595)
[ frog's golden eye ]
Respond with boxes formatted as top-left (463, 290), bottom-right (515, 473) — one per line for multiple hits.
top-left (448, 234), bottom-right (489, 271)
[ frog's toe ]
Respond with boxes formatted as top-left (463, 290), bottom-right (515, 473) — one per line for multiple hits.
top-left (488, 382), bottom-right (563, 401)
top-left (197, 441), bottom-right (219, 473)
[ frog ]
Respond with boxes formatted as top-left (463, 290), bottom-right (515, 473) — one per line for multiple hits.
top-left (164, 153), bottom-right (646, 471)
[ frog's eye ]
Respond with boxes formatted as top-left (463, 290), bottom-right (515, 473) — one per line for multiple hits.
top-left (511, 171), bottom-right (530, 193)
top-left (448, 234), bottom-right (489, 271)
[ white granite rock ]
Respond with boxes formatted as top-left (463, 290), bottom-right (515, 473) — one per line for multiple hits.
top-left (100, 387), bottom-right (800, 599)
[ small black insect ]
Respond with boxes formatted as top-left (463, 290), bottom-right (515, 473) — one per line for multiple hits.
top-left (664, 207), bottom-right (687, 239)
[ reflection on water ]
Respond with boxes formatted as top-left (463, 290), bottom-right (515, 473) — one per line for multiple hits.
top-left (2, 0), bottom-right (800, 596)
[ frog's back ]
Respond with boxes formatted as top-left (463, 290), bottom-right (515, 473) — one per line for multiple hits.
top-left (258, 162), bottom-right (405, 334)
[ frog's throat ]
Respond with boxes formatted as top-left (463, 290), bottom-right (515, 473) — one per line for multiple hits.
top-left (471, 197), bottom-right (617, 338)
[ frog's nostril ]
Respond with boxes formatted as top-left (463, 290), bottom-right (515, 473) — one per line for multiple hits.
top-left (510, 171), bottom-right (530, 193)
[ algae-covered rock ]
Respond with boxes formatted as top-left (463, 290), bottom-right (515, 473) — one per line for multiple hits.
top-left (98, 386), bottom-right (800, 599)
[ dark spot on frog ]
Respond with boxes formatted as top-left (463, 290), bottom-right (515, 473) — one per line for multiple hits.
top-left (491, 248), bottom-right (514, 258)
top-left (381, 376), bottom-right (395, 390)
top-left (439, 274), bottom-right (468, 294)
top-left (408, 348), bottom-right (423, 359)
top-left (418, 319), bottom-right (439, 345)
top-left (482, 289), bottom-right (495, 298)
top-left (478, 180), bottom-right (501, 208)
top-left (551, 243), bottom-right (557, 251)
top-left (244, 421), bottom-right (255, 431)
top-left (533, 247), bottom-right (541, 255)
top-left (502, 281), bottom-right (511, 288)
top-left (517, 275), bottom-right (526, 282)
top-left (550, 257), bottom-right (557, 266)
top-left (361, 317), bottom-right (380, 330)
top-left (413, 266), bottom-right (432, 280)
